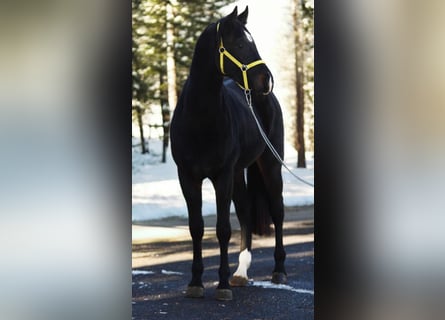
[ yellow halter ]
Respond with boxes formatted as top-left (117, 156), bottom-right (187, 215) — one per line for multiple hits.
top-left (216, 22), bottom-right (265, 91)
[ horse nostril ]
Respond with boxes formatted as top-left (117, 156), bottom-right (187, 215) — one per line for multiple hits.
top-left (263, 74), bottom-right (273, 95)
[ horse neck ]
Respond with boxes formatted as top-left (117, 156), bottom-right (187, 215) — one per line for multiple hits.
top-left (189, 60), bottom-right (222, 94)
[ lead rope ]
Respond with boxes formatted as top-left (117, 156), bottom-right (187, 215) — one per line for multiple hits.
top-left (244, 90), bottom-right (314, 188)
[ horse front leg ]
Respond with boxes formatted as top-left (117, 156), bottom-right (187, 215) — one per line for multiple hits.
top-left (178, 171), bottom-right (205, 298)
top-left (211, 169), bottom-right (234, 301)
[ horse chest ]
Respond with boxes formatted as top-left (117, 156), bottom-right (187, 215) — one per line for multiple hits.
top-left (172, 124), bottom-right (236, 174)
top-left (187, 134), bottom-right (233, 162)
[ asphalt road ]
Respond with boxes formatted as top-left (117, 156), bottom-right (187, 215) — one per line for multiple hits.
top-left (132, 206), bottom-right (314, 320)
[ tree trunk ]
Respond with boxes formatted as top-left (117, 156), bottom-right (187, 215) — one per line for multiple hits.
top-left (164, 0), bottom-right (177, 163)
top-left (159, 71), bottom-right (170, 163)
top-left (296, 65), bottom-right (306, 168)
top-left (135, 106), bottom-right (148, 154)
top-left (294, 0), bottom-right (306, 168)
top-left (166, 0), bottom-right (177, 111)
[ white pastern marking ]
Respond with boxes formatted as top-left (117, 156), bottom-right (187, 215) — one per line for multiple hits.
top-left (233, 249), bottom-right (252, 279)
top-left (244, 30), bottom-right (253, 43)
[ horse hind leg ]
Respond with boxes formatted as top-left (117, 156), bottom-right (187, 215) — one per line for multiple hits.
top-left (269, 189), bottom-right (287, 283)
top-left (230, 248), bottom-right (252, 287)
top-left (230, 169), bottom-right (252, 287)
top-left (178, 171), bottom-right (205, 298)
top-left (259, 161), bottom-right (287, 284)
top-left (270, 206), bottom-right (287, 284)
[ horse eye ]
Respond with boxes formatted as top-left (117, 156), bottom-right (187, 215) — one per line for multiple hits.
top-left (238, 43), bottom-right (244, 49)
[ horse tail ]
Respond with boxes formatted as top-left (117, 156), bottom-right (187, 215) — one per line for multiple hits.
top-left (247, 162), bottom-right (273, 236)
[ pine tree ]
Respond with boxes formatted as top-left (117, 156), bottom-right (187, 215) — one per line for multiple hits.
top-left (293, 0), bottom-right (314, 167)
top-left (132, 0), bottom-right (167, 155)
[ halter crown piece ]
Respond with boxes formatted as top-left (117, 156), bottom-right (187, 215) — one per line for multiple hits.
top-left (216, 22), bottom-right (265, 92)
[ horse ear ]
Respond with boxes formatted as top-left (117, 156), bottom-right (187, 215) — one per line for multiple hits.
top-left (228, 6), bottom-right (238, 20)
top-left (238, 6), bottom-right (249, 25)
top-left (219, 6), bottom-right (238, 36)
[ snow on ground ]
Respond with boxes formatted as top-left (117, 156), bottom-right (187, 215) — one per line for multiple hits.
top-left (250, 281), bottom-right (314, 295)
top-left (132, 139), bottom-right (313, 221)
top-left (161, 270), bottom-right (184, 276)
top-left (131, 270), bottom-right (154, 276)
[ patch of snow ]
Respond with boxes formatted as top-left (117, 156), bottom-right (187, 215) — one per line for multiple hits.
top-left (161, 269), bottom-right (183, 276)
top-left (132, 270), bottom-right (155, 275)
top-left (132, 139), bottom-right (313, 221)
top-left (251, 280), bottom-right (314, 295)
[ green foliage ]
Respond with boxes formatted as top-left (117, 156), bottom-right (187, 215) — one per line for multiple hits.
top-left (302, 0), bottom-right (314, 98)
top-left (132, 0), bottom-right (232, 113)
top-left (132, 0), bottom-right (167, 112)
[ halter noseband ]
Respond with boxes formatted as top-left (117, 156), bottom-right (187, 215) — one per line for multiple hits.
top-left (216, 22), bottom-right (265, 92)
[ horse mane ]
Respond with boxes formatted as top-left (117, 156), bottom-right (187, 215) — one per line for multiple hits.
top-left (189, 23), bottom-right (219, 80)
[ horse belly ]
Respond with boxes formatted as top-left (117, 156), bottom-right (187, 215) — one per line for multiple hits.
top-left (236, 136), bottom-right (265, 169)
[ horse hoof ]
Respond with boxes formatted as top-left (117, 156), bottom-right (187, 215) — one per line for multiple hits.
top-left (215, 289), bottom-right (233, 301)
top-left (229, 276), bottom-right (248, 287)
top-left (271, 272), bottom-right (287, 284)
top-left (185, 286), bottom-right (204, 298)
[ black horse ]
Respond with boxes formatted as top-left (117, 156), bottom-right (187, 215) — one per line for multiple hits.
top-left (170, 6), bottom-right (286, 301)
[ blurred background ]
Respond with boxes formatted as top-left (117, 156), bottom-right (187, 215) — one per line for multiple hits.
top-left (317, 1), bottom-right (445, 319)
top-left (0, 0), bottom-right (131, 319)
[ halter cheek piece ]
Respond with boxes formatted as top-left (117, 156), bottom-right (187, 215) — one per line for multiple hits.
top-left (216, 22), bottom-right (265, 92)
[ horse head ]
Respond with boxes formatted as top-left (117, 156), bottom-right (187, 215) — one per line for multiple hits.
top-left (216, 6), bottom-right (274, 96)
